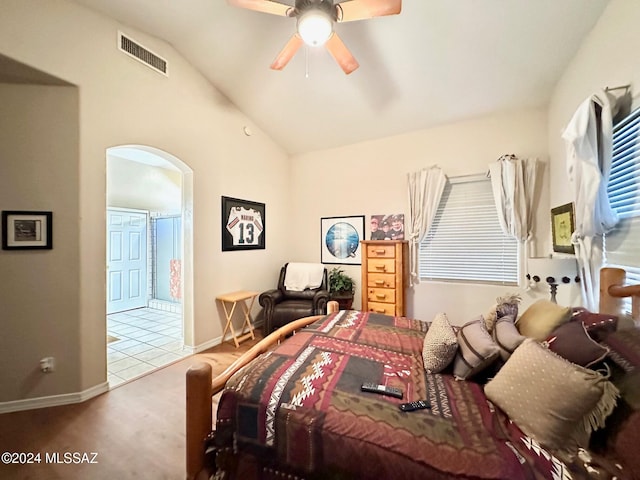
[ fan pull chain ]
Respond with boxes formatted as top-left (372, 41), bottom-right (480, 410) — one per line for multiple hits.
top-left (305, 45), bottom-right (309, 78)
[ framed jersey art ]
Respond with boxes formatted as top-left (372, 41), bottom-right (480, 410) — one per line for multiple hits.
top-left (221, 196), bottom-right (265, 251)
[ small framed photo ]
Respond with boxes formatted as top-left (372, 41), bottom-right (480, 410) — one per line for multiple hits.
top-left (320, 215), bottom-right (364, 265)
top-left (221, 196), bottom-right (265, 251)
top-left (2, 210), bottom-right (53, 250)
top-left (551, 203), bottom-right (575, 254)
top-left (369, 214), bottom-right (404, 240)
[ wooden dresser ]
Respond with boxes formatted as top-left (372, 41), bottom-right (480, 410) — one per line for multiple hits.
top-left (361, 240), bottom-right (408, 316)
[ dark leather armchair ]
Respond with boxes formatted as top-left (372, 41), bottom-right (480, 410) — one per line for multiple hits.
top-left (259, 263), bottom-right (330, 335)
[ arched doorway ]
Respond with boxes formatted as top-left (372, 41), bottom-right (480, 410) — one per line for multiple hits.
top-left (105, 145), bottom-right (194, 388)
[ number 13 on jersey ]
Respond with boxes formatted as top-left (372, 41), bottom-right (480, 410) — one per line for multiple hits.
top-left (226, 206), bottom-right (263, 246)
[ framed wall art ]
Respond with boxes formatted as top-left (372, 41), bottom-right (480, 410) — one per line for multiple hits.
top-left (221, 196), bottom-right (265, 251)
top-left (2, 210), bottom-right (53, 250)
top-left (551, 202), bottom-right (575, 254)
top-left (369, 213), bottom-right (404, 240)
top-left (320, 215), bottom-right (364, 265)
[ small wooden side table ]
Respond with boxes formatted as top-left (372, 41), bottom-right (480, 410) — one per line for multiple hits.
top-left (216, 290), bottom-right (259, 348)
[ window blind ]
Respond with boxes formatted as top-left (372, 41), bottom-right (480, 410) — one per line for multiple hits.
top-left (605, 105), bottom-right (640, 314)
top-left (419, 175), bottom-right (519, 285)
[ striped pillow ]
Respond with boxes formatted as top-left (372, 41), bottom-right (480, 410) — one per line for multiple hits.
top-left (453, 316), bottom-right (501, 380)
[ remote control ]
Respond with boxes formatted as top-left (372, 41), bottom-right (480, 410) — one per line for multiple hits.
top-left (360, 382), bottom-right (403, 399)
top-left (399, 400), bottom-right (431, 412)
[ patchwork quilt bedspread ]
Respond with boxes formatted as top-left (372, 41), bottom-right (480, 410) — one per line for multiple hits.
top-left (215, 310), bottom-right (571, 479)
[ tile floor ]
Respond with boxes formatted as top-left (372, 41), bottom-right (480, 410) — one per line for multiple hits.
top-left (106, 307), bottom-right (188, 388)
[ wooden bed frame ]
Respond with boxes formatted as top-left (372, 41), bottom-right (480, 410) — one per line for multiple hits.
top-left (600, 267), bottom-right (640, 320)
top-left (186, 301), bottom-right (340, 480)
top-left (186, 269), bottom-right (640, 480)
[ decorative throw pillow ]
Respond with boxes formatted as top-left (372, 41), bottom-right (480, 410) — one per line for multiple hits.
top-left (492, 314), bottom-right (526, 361)
top-left (452, 316), bottom-right (501, 380)
top-left (516, 299), bottom-right (572, 341)
top-left (571, 307), bottom-right (618, 342)
top-left (602, 328), bottom-right (640, 373)
top-left (545, 321), bottom-right (609, 367)
top-left (422, 313), bottom-right (458, 373)
top-left (617, 314), bottom-right (639, 331)
top-left (483, 293), bottom-right (521, 333)
top-left (484, 339), bottom-right (619, 452)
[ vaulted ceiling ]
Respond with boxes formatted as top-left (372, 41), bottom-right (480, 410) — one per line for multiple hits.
top-left (70, 0), bottom-right (610, 155)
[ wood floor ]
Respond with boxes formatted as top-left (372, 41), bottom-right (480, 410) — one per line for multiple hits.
top-left (0, 335), bottom-right (262, 480)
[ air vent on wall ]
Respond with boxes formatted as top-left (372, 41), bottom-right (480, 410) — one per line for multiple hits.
top-left (118, 32), bottom-right (168, 76)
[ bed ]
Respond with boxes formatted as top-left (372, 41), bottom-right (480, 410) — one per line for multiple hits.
top-left (186, 268), bottom-right (640, 480)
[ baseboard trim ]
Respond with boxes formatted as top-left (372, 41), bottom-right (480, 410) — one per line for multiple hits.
top-left (190, 336), bottom-right (221, 353)
top-left (1, 319), bottom-right (266, 413)
top-left (0, 381), bottom-right (110, 414)
top-left (188, 320), bottom-right (264, 354)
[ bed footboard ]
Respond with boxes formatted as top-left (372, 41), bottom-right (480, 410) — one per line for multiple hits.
top-left (600, 267), bottom-right (640, 321)
top-left (186, 362), bottom-right (213, 480)
top-left (185, 301), bottom-right (339, 480)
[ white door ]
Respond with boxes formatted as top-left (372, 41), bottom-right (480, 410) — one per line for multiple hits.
top-left (107, 208), bottom-right (148, 314)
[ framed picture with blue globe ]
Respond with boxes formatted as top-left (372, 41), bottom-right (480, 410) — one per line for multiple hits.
top-left (320, 216), bottom-right (365, 265)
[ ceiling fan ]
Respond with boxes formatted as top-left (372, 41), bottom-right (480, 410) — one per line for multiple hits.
top-left (227, 0), bottom-right (402, 74)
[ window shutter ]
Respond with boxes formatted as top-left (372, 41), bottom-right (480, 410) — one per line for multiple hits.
top-left (419, 175), bottom-right (519, 285)
top-left (608, 109), bottom-right (640, 219)
top-left (605, 106), bottom-right (640, 313)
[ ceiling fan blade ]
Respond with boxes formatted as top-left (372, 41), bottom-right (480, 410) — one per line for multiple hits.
top-left (325, 33), bottom-right (359, 74)
top-left (270, 34), bottom-right (304, 71)
top-left (227, 0), bottom-right (292, 17)
top-left (335, 0), bottom-right (401, 22)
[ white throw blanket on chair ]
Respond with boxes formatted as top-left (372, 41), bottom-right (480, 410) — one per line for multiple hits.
top-left (284, 263), bottom-right (325, 291)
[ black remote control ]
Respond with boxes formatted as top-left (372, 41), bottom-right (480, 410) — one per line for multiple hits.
top-left (399, 400), bottom-right (431, 412)
top-left (360, 382), bottom-right (403, 399)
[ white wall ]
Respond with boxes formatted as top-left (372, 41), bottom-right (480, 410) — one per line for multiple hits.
top-left (2, 0), bottom-right (631, 406)
top-left (290, 108), bottom-right (557, 325)
top-left (548, 0), bottom-right (640, 210)
top-left (546, 0), bottom-right (640, 310)
top-left (107, 156), bottom-right (182, 213)
top-left (0, 84), bottom-right (81, 401)
top-left (0, 0), bottom-right (291, 405)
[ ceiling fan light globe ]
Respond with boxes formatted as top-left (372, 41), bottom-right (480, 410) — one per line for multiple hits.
top-left (297, 10), bottom-right (333, 46)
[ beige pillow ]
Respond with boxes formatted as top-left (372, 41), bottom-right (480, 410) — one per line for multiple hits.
top-left (422, 313), bottom-right (458, 373)
top-left (483, 293), bottom-right (521, 333)
top-left (452, 317), bottom-right (500, 380)
top-left (484, 339), bottom-right (619, 451)
top-left (516, 299), bottom-right (571, 341)
top-left (492, 314), bottom-right (526, 361)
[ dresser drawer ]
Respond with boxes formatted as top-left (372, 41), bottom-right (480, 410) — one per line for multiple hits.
top-left (367, 273), bottom-right (396, 289)
top-left (367, 258), bottom-right (395, 274)
top-left (366, 244), bottom-right (396, 258)
top-left (366, 301), bottom-right (397, 315)
top-left (367, 288), bottom-right (396, 304)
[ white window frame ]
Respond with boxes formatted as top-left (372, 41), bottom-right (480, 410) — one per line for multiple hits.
top-left (419, 174), bottom-right (519, 285)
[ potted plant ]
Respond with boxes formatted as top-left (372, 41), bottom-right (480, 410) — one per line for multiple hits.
top-left (328, 267), bottom-right (355, 310)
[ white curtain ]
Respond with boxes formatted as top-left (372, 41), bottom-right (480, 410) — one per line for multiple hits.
top-left (489, 155), bottom-right (540, 243)
top-left (562, 90), bottom-right (619, 310)
top-left (407, 166), bottom-right (447, 286)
